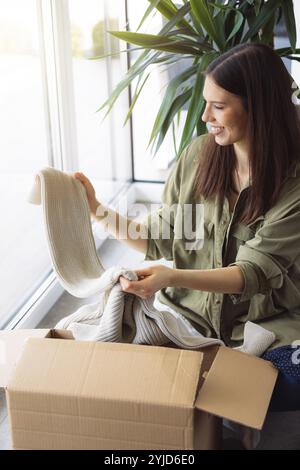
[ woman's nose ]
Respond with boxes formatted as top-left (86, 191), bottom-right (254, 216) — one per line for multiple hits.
top-left (201, 104), bottom-right (211, 123)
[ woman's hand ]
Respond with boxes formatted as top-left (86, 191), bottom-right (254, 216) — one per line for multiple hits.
top-left (74, 172), bottom-right (100, 216)
top-left (119, 265), bottom-right (174, 299)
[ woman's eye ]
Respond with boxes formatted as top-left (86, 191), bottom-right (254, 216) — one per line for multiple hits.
top-left (214, 106), bottom-right (223, 110)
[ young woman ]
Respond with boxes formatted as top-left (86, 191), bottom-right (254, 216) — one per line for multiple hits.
top-left (75, 43), bottom-right (300, 412)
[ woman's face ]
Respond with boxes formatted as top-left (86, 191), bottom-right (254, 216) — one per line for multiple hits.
top-left (201, 75), bottom-right (248, 146)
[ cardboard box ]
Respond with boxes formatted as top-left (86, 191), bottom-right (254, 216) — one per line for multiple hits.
top-left (0, 329), bottom-right (278, 450)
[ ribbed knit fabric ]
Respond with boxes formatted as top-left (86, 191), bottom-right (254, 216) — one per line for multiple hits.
top-left (28, 167), bottom-right (276, 354)
top-left (235, 321), bottom-right (276, 357)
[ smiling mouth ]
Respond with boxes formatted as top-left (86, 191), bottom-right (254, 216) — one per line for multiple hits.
top-left (207, 125), bottom-right (224, 135)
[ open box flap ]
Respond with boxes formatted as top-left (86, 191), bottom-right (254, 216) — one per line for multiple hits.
top-left (194, 346), bottom-right (278, 430)
top-left (0, 329), bottom-right (51, 388)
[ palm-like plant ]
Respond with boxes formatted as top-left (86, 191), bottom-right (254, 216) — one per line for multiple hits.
top-left (97, 0), bottom-right (300, 158)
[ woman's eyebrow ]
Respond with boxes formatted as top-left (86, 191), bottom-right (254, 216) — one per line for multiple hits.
top-left (203, 96), bottom-right (226, 104)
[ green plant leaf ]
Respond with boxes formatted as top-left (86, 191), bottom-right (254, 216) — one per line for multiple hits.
top-left (208, 1), bottom-right (236, 13)
top-left (275, 47), bottom-right (300, 56)
top-left (254, 0), bottom-right (263, 16)
top-left (162, 27), bottom-right (211, 44)
top-left (196, 111), bottom-right (208, 137)
top-left (153, 1), bottom-right (197, 37)
top-left (152, 88), bottom-right (193, 155)
top-left (260, 9), bottom-right (276, 46)
top-left (242, 0), bottom-right (281, 42)
top-left (281, 0), bottom-right (297, 52)
top-left (246, 0), bottom-right (263, 16)
top-left (149, 64), bottom-right (198, 146)
top-left (137, 0), bottom-right (161, 32)
top-left (124, 73), bottom-right (150, 125)
top-left (226, 10), bottom-right (244, 43)
top-left (223, 2), bottom-right (240, 47)
top-left (147, 0), bottom-right (195, 33)
top-left (178, 52), bottom-right (219, 155)
top-left (89, 45), bottom-right (156, 61)
top-left (188, 9), bottom-right (205, 37)
top-left (206, 1), bottom-right (244, 44)
top-left (92, 3), bottom-right (194, 62)
top-left (212, 9), bottom-right (226, 48)
top-left (153, 54), bottom-right (195, 67)
top-left (172, 120), bottom-right (178, 157)
top-left (190, 0), bottom-right (225, 51)
top-left (285, 56), bottom-right (300, 63)
top-left (97, 50), bottom-right (160, 116)
top-left (109, 31), bottom-right (201, 55)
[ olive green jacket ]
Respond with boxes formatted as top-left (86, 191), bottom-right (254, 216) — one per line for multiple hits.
top-left (145, 135), bottom-right (300, 351)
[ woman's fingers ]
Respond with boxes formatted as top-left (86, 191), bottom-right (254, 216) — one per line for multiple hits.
top-left (119, 275), bottom-right (149, 297)
top-left (120, 276), bottom-right (143, 289)
top-left (74, 173), bottom-right (84, 185)
top-left (74, 171), bottom-right (89, 181)
top-left (73, 172), bottom-right (94, 192)
top-left (134, 268), bottom-right (152, 278)
top-left (73, 172), bottom-right (99, 215)
top-left (119, 276), bottom-right (128, 289)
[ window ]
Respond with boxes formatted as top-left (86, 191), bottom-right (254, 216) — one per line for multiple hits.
top-left (127, 0), bottom-right (186, 181)
top-left (0, 0), bottom-right (133, 328)
top-left (0, 0), bottom-right (52, 327)
top-left (69, 0), bottom-right (132, 203)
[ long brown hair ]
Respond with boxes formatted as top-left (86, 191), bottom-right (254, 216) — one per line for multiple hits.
top-left (193, 43), bottom-right (300, 224)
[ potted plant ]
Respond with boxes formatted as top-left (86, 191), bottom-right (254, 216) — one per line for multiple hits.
top-left (97, 0), bottom-right (300, 158)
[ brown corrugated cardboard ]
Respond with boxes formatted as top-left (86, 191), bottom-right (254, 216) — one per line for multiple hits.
top-left (0, 329), bottom-right (51, 387)
top-left (0, 328), bottom-right (73, 388)
top-left (195, 346), bottom-right (277, 429)
top-left (0, 329), bottom-right (278, 450)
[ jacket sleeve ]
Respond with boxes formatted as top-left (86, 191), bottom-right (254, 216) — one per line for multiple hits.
top-left (228, 194), bottom-right (300, 304)
top-left (144, 147), bottom-right (190, 261)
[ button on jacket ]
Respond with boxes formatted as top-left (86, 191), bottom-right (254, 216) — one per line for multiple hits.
top-left (145, 135), bottom-right (300, 351)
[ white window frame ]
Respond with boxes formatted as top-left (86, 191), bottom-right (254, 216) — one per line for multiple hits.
top-left (4, 0), bottom-right (77, 330)
top-left (38, 0), bottom-right (79, 171)
top-left (5, 0), bottom-right (134, 329)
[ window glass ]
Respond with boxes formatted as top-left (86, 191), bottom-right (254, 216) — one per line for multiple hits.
top-left (69, 0), bottom-right (131, 203)
top-left (0, 0), bottom-right (51, 327)
top-left (127, 0), bottom-right (187, 181)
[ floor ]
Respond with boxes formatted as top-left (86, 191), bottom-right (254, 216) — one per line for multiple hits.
top-left (1, 237), bottom-right (300, 450)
